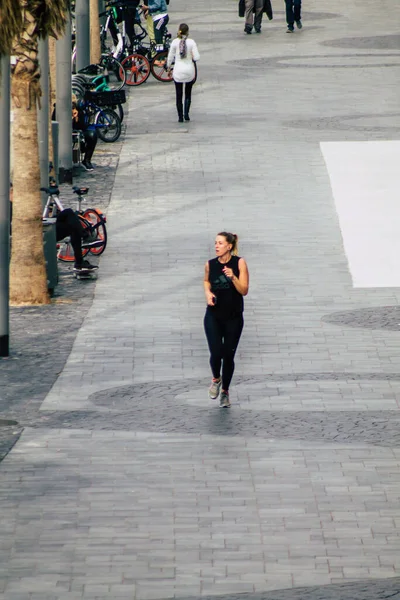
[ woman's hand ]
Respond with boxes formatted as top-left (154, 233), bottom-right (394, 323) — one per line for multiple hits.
top-left (222, 266), bottom-right (234, 280)
top-left (206, 291), bottom-right (216, 306)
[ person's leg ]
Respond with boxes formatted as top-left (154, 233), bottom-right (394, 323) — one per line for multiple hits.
top-left (109, 17), bottom-right (120, 47)
top-left (221, 315), bottom-right (244, 392)
top-left (254, 0), bottom-right (264, 32)
top-left (174, 81), bottom-right (184, 122)
top-left (184, 81), bottom-right (194, 121)
top-left (56, 208), bottom-right (84, 267)
top-left (83, 129), bottom-right (98, 164)
top-left (146, 13), bottom-right (155, 43)
top-left (293, 0), bottom-right (302, 25)
top-left (285, 0), bottom-right (294, 30)
top-left (244, 0), bottom-right (255, 33)
top-left (125, 6), bottom-right (137, 49)
top-left (204, 311), bottom-right (224, 383)
top-left (153, 15), bottom-right (169, 50)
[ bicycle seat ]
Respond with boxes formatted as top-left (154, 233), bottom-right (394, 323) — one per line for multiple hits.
top-left (72, 186), bottom-right (89, 196)
top-left (40, 186), bottom-right (59, 196)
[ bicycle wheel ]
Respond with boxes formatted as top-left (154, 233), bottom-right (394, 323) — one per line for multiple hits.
top-left (82, 209), bottom-right (107, 256)
top-left (72, 82), bottom-right (86, 100)
top-left (99, 54), bottom-right (126, 91)
top-left (95, 108), bottom-right (121, 143)
top-left (120, 53), bottom-right (150, 86)
top-left (57, 239), bottom-right (89, 262)
top-left (150, 51), bottom-right (173, 83)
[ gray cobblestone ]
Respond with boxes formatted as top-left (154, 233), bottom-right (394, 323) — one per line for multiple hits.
top-left (2, 0), bottom-right (400, 599)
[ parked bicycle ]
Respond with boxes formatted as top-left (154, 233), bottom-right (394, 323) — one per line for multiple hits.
top-left (77, 91), bottom-right (123, 143)
top-left (120, 21), bottom-right (173, 85)
top-left (73, 77), bottom-right (126, 125)
top-left (72, 53), bottom-right (126, 93)
top-left (41, 185), bottom-right (107, 262)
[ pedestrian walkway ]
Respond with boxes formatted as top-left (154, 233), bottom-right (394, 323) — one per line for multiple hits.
top-left (2, 0), bottom-right (400, 598)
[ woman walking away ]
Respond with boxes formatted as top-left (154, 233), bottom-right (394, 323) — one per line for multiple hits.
top-left (203, 232), bottom-right (249, 408)
top-left (167, 23), bottom-right (200, 123)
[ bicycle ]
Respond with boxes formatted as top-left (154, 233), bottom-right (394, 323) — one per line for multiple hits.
top-left (72, 54), bottom-right (126, 94)
top-left (77, 94), bottom-right (122, 143)
top-left (120, 23), bottom-right (173, 86)
top-left (73, 77), bottom-right (126, 124)
top-left (100, 0), bottom-right (137, 60)
top-left (41, 185), bottom-right (107, 262)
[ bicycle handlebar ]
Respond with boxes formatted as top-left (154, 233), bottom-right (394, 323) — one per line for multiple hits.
top-left (105, 0), bottom-right (136, 8)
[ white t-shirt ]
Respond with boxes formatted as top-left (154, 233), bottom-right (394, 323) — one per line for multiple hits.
top-left (167, 38), bottom-right (200, 83)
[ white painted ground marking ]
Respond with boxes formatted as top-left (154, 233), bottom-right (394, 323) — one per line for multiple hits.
top-left (320, 141), bottom-right (400, 288)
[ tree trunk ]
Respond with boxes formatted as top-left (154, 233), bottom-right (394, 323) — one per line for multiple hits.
top-left (90, 0), bottom-right (101, 64)
top-left (10, 9), bottom-right (50, 305)
top-left (48, 36), bottom-right (56, 180)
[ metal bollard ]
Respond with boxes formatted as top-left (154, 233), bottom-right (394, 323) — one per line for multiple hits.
top-left (42, 217), bottom-right (59, 296)
top-left (51, 121), bottom-right (59, 185)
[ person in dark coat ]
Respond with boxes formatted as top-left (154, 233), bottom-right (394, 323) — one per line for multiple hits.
top-left (243, 0), bottom-right (263, 34)
top-left (239, 0), bottom-right (273, 34)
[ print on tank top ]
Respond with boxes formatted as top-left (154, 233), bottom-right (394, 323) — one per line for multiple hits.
top-left (212, 274), bottom-right (231, 290)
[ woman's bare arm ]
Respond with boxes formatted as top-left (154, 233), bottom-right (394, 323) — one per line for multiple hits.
top-left (204, 261), bottom-right (215, 306)
top-left (223, 258), bottom-right (249, 296)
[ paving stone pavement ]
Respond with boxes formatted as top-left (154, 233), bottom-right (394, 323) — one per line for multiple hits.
top-left (1, 0), bottom-right (400, 598)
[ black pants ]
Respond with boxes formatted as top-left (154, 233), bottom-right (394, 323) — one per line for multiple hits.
top-left (56, 208), bottom-right (85, 266)
top-left (83, 129), bottom-right (97, 163)
top-left (204, 311), bottom-right (244, 391)
top-left (111, 5), bottom-right (139, 47)
top-left (285, 0), bottom-right (301, 27)
top-left (174, 81), bottom-right (194, 116)
top-left (124, 6), bottom-right (139, 48)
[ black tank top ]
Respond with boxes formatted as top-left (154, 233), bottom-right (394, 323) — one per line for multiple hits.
top-left (207, 255), bottom-right (244, 318)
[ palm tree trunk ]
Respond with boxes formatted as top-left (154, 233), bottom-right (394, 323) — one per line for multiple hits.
top-left (90, 0), bottom-right (101, 64)
top-left (10, 8), bottom-right (50, 305)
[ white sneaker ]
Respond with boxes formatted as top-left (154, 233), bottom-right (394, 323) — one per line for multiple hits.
top-left (209, 378), bottom-right (221, 400)
top-left (219, 391), bottom-right (230, 408)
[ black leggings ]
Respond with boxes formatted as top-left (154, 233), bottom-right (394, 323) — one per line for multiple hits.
top-left (204, 311), bottom-right (244, 391)
top-left (83, 129), bottom-right (97, 162)
top-left (174, 81), bottom-right (194, 106)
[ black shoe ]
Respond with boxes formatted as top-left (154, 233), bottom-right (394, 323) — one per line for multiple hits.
top-left (296, 20), bottom-right (302, 29)
top-left (82, 160), bottom-right (94, 171)
top-left (255, 28), bottom-right (261, 33)
top-left (286, 27), bottom-right (294, 33)
top-left (74, 260), bottom-right (98, 271)
top-left (178, 117), bottom-right (184, 123)
top-left (244, 27), bottom-right (252, 34)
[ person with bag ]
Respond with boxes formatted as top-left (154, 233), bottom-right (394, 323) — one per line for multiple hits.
top-left (167, 23), bottom-right (200, 123)
top-left (203, 232), bottom-right (249, 408)
top-left (239, 0), bottom-right (273, 34)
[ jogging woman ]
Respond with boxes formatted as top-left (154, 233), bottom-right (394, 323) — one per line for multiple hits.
top-left (203, 232), bottom-right (249, 407)
top-left (167, 23), bottom-right (200, 123)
